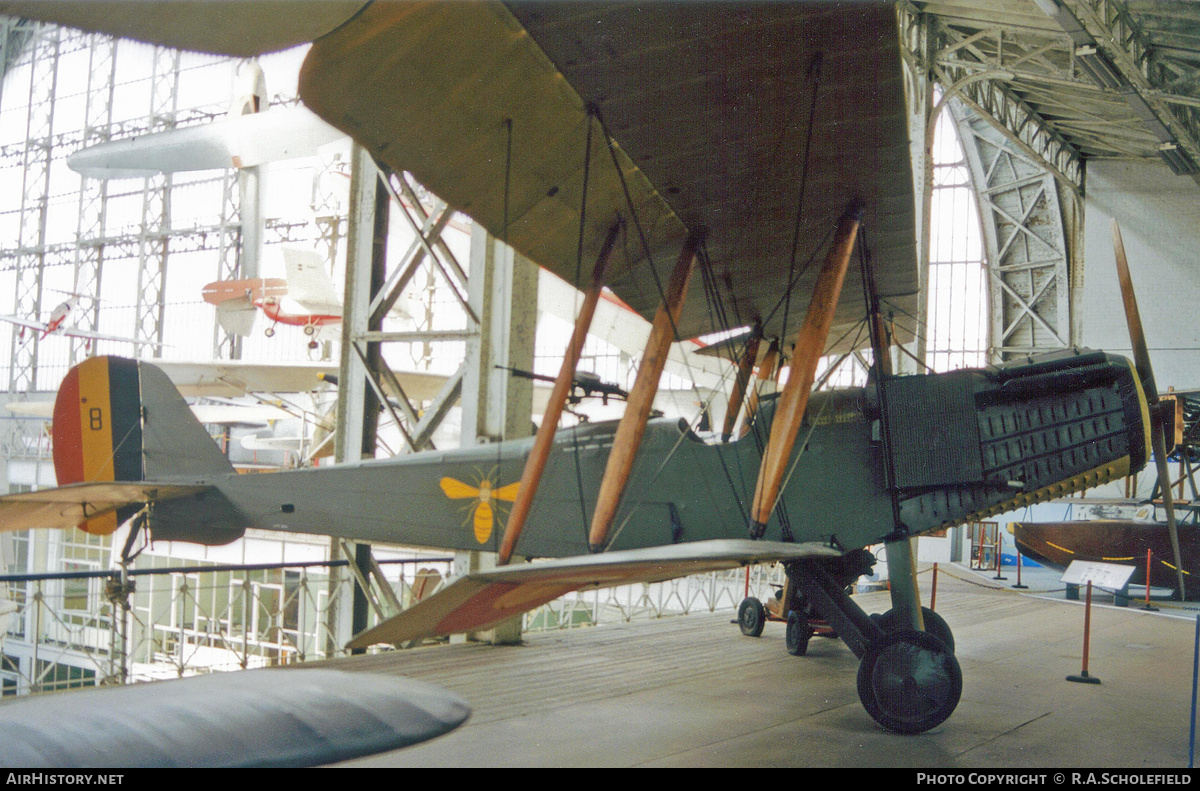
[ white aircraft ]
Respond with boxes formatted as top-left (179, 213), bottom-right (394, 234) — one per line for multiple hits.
top-left (0, 293), bottom-right (166, 350)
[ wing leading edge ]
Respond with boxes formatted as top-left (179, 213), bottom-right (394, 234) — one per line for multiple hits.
top-left (347, 539), bottom-right (841, 649)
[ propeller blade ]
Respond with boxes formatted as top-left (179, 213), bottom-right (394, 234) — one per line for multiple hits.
top-left (1112, 221), bottom-right (1158, 400)
top-left (1113, 220), bottom-right (1185, 600)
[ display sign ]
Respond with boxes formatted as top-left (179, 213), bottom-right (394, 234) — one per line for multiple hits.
top-left (1061, 559), bottom-right (1136, 591)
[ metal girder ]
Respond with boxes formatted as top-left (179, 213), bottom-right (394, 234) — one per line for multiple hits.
top-left (9, 23), bottom-right (58, 392)
top-left (954, 102), bottom-right (1073, 361)
top-left (930, 51), bottom-right (1083, 190)
top-left (70, 32), bottom-right (116, 367)
top-left (133, 45), bottom-right (181, 360)
top-left (1059, 0), bottom-right (1200, 177)
top-left (342, 163), bottom-right (480, 457)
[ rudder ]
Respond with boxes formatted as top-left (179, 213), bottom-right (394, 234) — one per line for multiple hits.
top-left (53, 356), bottom-right (233, 535)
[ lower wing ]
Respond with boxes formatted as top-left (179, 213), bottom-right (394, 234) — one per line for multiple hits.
top-left (0, 482), bottom-right (210, 533)
top-left (348, 539), bottom-right (840, 649)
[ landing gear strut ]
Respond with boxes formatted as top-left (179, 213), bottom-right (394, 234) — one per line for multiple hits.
top-left (789, 557), bottom-right (961, 734)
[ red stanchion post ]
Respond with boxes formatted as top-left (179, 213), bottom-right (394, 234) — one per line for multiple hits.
top-left (1067, 580), bottom-right (1102, 684)
top-left (1013, 544), bottom-right (1028, 589)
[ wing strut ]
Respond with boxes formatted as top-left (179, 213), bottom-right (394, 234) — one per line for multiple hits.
top-left (739, 340), bottom-right (780, 439)
top-left (721, 325), bottom-right (762, 442)
top-left (588, 230), bottom-right (704, 552)
top-left (1113, 220), bottom-right (1186, 599)
top-left (750, 205), bottom-right (861, 537)
top-left (498, 222), bottom-right (622, 565)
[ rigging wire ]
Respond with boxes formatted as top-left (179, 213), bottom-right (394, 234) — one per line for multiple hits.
top-left (780, 51), bottom-right (825, 344)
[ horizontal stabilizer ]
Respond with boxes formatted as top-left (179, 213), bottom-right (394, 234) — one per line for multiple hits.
top-left (0, 668), bottom-right (469, 768)
top-left (348, 539), bottom-right (839, 649)
top-left (0, 482), bottom-right (209, 533)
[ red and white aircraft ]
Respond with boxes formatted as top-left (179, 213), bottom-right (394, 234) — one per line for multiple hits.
top-left (0, 293), bottom-right (165, 349)
top-left (202, 246), bottom-right (343, 349)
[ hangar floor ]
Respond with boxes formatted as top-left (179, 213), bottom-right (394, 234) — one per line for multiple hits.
top-left (322, 564), bottom-right (1194, 767)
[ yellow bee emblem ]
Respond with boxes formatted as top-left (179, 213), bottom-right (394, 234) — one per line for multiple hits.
top-left (439, 472), bottom-right (521, 544)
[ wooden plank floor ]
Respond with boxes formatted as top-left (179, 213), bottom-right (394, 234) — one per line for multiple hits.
top-left (313, 564), bottom-right (1196, 767)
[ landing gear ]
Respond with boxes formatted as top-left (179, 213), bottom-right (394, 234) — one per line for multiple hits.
top-left (785, 611), bottom-right (813, 656)
top-left (871, 606), bottom-right (954, 653)
top-left (737, 597), bottom-right (765, 637)
top-left (788, 557), bottom-right (962, 734)
top-left (856, 630), bottom-right (962, 734)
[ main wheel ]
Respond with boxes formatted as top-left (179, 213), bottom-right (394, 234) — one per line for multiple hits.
top-left (872, 606), bottom-right (954, 653)
top-left (785, 611), bottom-right (813, 656)
top-left (856, 630), bottom-right (962, 734)
top-left (737, 597), bottom-right (765, 637)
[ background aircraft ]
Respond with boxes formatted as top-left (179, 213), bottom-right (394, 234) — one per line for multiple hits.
top-left (0, 292), bottom-right (166, 350)
top-left (202, 246), bottom-right (345, 348)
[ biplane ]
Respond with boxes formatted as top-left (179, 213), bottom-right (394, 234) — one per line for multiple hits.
top-left (0, 1), bottom-right (1171, 746)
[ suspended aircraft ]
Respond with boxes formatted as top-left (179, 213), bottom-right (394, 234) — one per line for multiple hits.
top-left (202, 246), bottom-right (345, 349)
top-left (0, 1), bottom-right (1172, 738)
top-left (0, 292), bottom-right (167, 350)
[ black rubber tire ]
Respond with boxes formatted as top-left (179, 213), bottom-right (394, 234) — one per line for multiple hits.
top-left (856, 629), bottom-right (963, 734)
top-left (737, 597), bottom-right (765, 637)
top-left (785, 611), bottom-right (813, 656)
top-left (873, 606), bottom-right (955, 654)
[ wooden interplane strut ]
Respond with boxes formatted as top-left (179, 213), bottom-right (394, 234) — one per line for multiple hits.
top-left (750, 207), bottom-right (861, 536)
top-left (588, 230), bottom-right (704, 552)
top-left (722, 328), bottom-right (761, 442)
top-left (498, 222), bottom-right (621, 565)
top-left (740, 340), bottom-right (779, 439)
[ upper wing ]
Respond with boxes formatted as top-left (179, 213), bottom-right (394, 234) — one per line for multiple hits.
top-left (299, 1), bottom-right (918, 349)
top-left (0, 2), bottom-right (370, 57)
top-left (67, 106), bottom-right (346, 178)
top-left (0, 667), bottom-right (468, 768)
top-left (6, 1), bottom-right (919, 350)
top-left (347, 539), bottom-right (840, 648)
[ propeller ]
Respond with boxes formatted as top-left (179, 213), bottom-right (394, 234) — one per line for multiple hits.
top-left (1113, 220), bottom-right (1187, 600)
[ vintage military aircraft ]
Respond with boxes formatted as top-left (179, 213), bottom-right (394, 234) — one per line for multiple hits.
top-left (0, 1), bottom-right (1170, 738)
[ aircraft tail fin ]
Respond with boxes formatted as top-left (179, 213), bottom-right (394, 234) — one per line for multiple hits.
top-left (52, 356), bottom-right (233, 534)
top-left (282, 246), bottom-right (341, 315)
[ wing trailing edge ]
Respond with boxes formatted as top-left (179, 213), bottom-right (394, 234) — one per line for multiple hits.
top-left (347, 539), bottom-right (840, 649)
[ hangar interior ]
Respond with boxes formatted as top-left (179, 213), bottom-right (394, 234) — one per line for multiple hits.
top-left (0, 0), bottom-right (1196, 765)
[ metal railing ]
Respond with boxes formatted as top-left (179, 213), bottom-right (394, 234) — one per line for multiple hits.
top-left (1, 556), bottom-right (788, 696)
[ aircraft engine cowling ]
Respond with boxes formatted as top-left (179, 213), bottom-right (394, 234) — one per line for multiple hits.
top-left (890, 349), bottom-right (1149, 534)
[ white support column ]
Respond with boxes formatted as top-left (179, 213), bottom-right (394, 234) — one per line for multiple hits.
top-left (456, 223), bottom-right (538, 644)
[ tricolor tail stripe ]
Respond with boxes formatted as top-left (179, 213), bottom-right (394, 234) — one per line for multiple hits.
top-left (53, 356), bottom-right (144, 535)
